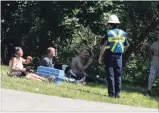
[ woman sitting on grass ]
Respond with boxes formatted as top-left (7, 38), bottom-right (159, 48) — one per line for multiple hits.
top-left (9, 47), bottom-right (54, 82)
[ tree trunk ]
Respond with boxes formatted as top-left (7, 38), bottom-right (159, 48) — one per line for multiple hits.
top-left (123, 18), bottom-right (159, 67)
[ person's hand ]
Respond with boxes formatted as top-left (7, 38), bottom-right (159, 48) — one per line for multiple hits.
top-left (30, 69), bottom-right (34, 72)
top-left (25, 66), bottom-right (32, 72)
top-left (98, 56), bottom-right (103, 65)
top-left (88, 58), bottom-right (93, 64)
top-left (21, 68), bottom-right (26, 72)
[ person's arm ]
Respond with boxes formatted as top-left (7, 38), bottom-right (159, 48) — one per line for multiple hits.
top-left (22, 58), bottom-right (27, 64)
top-left (70, 69), bottom-right (77, 77)
top-left (75, 58), bottom-right (92, 72)
top-left (124, 37), bottom-right (129, 48)
top-left (99, 45), bottom-right (106, 59)
top-left (11, 57), bottom-right (26, 72)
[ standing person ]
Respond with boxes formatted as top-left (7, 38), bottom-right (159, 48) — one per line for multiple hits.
top-left (146, 34), bottom-right (159, 96)
top-left (98, 15), bottom-right (129, 98)
top-left (71, 48), bottom-right (93, 80)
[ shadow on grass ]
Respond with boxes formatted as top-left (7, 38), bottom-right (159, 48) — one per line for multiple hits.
top-left (61, 82), bottom-right (159, 102)
top-left (3, 73), bottom-right (159, 102)
top-left (87, 81), bottom-right (159, 96)
top-left (59, 83), bottom-right (107, 97)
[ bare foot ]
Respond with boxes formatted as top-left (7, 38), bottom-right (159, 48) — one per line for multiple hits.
top-left (82, 82), bottom-right (86, 85)
top-left (79, 76), bottom-right (86, 84)
top-left (48, 76), bottom-right (55, 83)
top-left (78, 82), bottom-right (86, 85)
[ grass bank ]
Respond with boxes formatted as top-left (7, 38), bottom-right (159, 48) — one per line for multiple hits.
top-left (1, 65), bottom-right (158, 108)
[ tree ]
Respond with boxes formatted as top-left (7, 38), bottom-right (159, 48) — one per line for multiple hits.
top-left (113, 2), bottom-right (159, 66)
top-left (1, 1), bottom-right (159, 88)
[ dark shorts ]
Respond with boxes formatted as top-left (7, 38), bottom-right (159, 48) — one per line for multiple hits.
top-left (75, 74), bottom-right (86, 80)
top-left (75, 74), bottom-right (106, 84)
top-left (11, 72), bottom-right (26, 77)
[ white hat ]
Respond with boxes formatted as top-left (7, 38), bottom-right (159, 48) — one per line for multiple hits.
top-left (108, 15), bottom-right (120, 24)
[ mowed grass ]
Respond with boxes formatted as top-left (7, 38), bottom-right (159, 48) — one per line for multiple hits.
top-left (1, 65), bottom-right (159, 109)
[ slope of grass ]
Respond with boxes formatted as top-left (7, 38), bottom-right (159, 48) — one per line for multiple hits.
top-left (1, 65), bottom-right (159, 109)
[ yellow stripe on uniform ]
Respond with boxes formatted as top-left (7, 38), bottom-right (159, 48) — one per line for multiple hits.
top-left (111, 41), bottom-right (118, 52)
top-left (108, 37), bottom-right (125, 42)
top-left (110, 30), bottom-right (117, 52)
top-left (110, 30), bottom-right (123, 52)
top-left (117, 30), bottom-right (124, 52)
top-left (110, 30), bottom-right (120, 52)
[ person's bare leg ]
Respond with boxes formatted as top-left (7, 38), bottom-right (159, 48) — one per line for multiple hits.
top-left (148, 76), bottom-right (155, 96)
top-left (78, 76), bottom-right (86, 84)
top-left (26, 73), bottom-right (55, 82)
top-left (148, 80), bottom-right (154, 91)
top-left (31, 73), bottom-right (55, 82)
top-left (29, 73), bottom-right (47, 81)
top-left (147, 65), bottom-right (157, 96)
top-left (45, 76), bottom-right (55, 83)
top-left (26, 74), bottom-right (43, 82)
top-left (26, 73), bottom-right (47, 81)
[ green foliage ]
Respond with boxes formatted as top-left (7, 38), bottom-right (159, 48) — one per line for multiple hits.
top-left (123, 49), bottom-right (159, 93)
top-left (124, 54), bottom-right (150, 85)
top-left (1, 1), bottom-right (159, 91)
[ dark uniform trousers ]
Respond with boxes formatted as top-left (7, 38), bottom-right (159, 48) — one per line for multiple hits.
top-left (104, 51), bottom-right (122, 96)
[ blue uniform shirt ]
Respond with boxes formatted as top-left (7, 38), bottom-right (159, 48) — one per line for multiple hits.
top-left (101, 29), bottom-right (129, 56)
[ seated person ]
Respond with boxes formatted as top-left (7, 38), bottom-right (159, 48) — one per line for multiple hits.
top-left (63, 66), bottom-right (85, 84)
top-left (23, 56), bottom-right (34, 73)
top-left (9, 47), bottom-right (54, 82)
top-left (40, 47), bottom-right (55, 68)
top-left (71, 48), bottom-right (106, 84)
top-left (40, 47), bottom-right (85, 84)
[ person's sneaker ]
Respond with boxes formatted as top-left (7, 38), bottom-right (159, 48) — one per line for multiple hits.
top-left (108, 94), bottom-right (115, 98)
top-left (82, 82), bottom-right (86, 85)
top-left (79, 76), bottom-right (86, 84)
top-left (145, 90), bottom-right (151, 97)
top-left (115, 94), bottom-right (120, 98)
top-left (145, 93), bottom-right (150, 97)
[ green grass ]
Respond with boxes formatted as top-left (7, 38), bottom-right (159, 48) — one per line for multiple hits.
top-left (1, 65), bottom-right (159, 109)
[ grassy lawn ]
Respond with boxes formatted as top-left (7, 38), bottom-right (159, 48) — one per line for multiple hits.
top-left (1, 65), bottom-right (159, 109)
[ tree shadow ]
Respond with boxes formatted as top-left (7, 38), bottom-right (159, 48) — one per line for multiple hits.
top-left (62, 82), bottom-right (159, 102)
